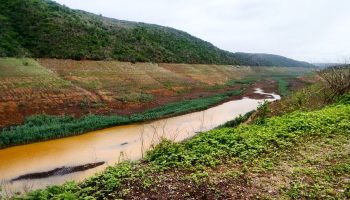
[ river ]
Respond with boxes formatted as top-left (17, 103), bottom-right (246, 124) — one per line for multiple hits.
top-left (0, 88), bottom-right (280, 195)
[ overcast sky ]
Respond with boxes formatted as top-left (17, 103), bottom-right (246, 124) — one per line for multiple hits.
top-left (55, 0), bottom-right (350, 63)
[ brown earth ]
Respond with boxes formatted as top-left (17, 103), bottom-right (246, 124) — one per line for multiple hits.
top-left (0, 79), bottom-right (278, 129)
top-left (0, 58), bottom-right (311, 128)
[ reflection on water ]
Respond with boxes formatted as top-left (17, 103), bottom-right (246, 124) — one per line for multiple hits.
top-left (0, 88), bottom-right (280, 195)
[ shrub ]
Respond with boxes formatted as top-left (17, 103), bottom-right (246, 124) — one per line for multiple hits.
top-left (317, 65), bottom-right (350, 100)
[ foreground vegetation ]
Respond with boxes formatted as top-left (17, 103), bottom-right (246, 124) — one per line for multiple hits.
top-left (1, 0), bottom-right (313, 67)
top-left (0, 90), bottom-right (241, 149)
top-left (8, 86), bottom-right (349, 199)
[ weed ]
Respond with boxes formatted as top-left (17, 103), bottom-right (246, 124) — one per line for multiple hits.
top-left (216, 110), bottom-right (254, 129)
top-left (254, 100), bottom-right (270, 124)
top-left (185, 171), bottom-right (209, 185)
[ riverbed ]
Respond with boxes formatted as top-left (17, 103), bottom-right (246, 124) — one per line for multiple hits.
top-left (0, 88), bottom-right (280, 195)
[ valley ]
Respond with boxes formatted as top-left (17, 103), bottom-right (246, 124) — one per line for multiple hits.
top-left (0, 57), bottom-right (314, 150)
top-left (0, 0), bottom-right (348, 199)
top-left (0, 88), bottom-right (280, 195)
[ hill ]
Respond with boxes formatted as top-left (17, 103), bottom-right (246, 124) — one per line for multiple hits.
top-left (0, 0), bottom-right (312, 67)
top-left (235, 52), bottom-right (314, 68)
top-left (313, 63), bottom-right (343, 68)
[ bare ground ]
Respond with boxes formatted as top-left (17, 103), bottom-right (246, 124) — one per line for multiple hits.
top-left (0, 58), bottom-right (311, 128)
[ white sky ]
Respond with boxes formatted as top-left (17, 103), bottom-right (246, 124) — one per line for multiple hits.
top-left (55, 0), bottom-right (350, 63)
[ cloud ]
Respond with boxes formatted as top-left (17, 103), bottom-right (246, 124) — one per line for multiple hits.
top-left (55, 0), bottom-right (350, 62)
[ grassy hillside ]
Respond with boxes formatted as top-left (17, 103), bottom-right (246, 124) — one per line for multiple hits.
top-left (0, 0), bottom-right (313, 67)
top-left (11, 90), bottom-right (350, 199)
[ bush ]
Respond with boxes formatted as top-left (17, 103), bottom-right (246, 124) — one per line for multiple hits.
top-left (317, 65), bottom-right (350, 100)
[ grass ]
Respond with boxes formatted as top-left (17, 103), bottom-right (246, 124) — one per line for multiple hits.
top-left (10, 92), bottom-right (350, 199)
top-left (39, 59), bottom-right (253, 98)
top-left (131, 90), bottom-right (241, 121)
top-left (118, 92), bottom-right (154, 103)
top-left (257, 133), bottom-right (350, 199)
top-left (0, 58), bottom-right (72, 89)
top-left (275, 77), bottom-right (290, 96)
top-left (145, 98), bottom-right (350, 168)
top-left (215, 110), bottom-right (254, 129)
top-left (267, 83), bottom-right (341, 118)
top-left (0, 90), bottom-right (242, 149)
top-left (38, 60), bottom-right (312, 100)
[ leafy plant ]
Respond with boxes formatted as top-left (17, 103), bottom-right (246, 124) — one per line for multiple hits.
top-left (254, 100), bottom-right (270, 124)
top-left (216, 110), bottom-right (254, 129)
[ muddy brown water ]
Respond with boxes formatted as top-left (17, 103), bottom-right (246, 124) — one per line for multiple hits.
top-left (0, 88), bottom-right (280, 195)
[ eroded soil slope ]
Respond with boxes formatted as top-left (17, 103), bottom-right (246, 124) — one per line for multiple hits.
top-left (0, 58), bottom-right (311, 128)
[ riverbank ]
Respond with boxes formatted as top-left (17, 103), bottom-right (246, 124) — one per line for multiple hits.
top-left (11, 90), bottom-right (350, 199)
top-left (0, 58), bottom-right (313, 129)
top-left (0, 88), bottom-right (281, 195)
top-left (0, 78), bottom-right (287, 149)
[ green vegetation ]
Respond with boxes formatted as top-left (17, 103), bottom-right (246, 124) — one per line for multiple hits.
top-left (119, 92), bottom-right (154, 103)
top-left (245, 127), bottom-right (350, 199)
top-left (145, 98), bottom-right (350, 168)
top-left (13, 92), bottom-right (350, 199)
top-left (0, 0), bottom-right (313, 67)
top-left (0, 90), bottom-right (241, 149)
top-left (254, 100), bottom-right (270, 124)
top-left (235, 52), bottom-right (314, 68)
top-left (1, 0), bottom-right (238, 64)
top-left (215, 110), bottom-right (254, 129)
top-left (0, 58), bottom-right (71, 89)
top-left (4, 66), bottom-right (349, 198)
top-left (131, 90), bottom-right (241, 121)
top-left (276, 78), bottom-right (290, 96)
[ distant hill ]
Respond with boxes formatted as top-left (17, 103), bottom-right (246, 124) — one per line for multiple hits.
top-left (0, 0), bottom-right (313, 67)
top-left (313, 63), bottom-right (342, 68)
top-left (235, 53), bottom-right (314, 68)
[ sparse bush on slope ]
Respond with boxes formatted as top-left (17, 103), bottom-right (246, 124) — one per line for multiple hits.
top-left (317, 65), bottom-right (350, 100)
